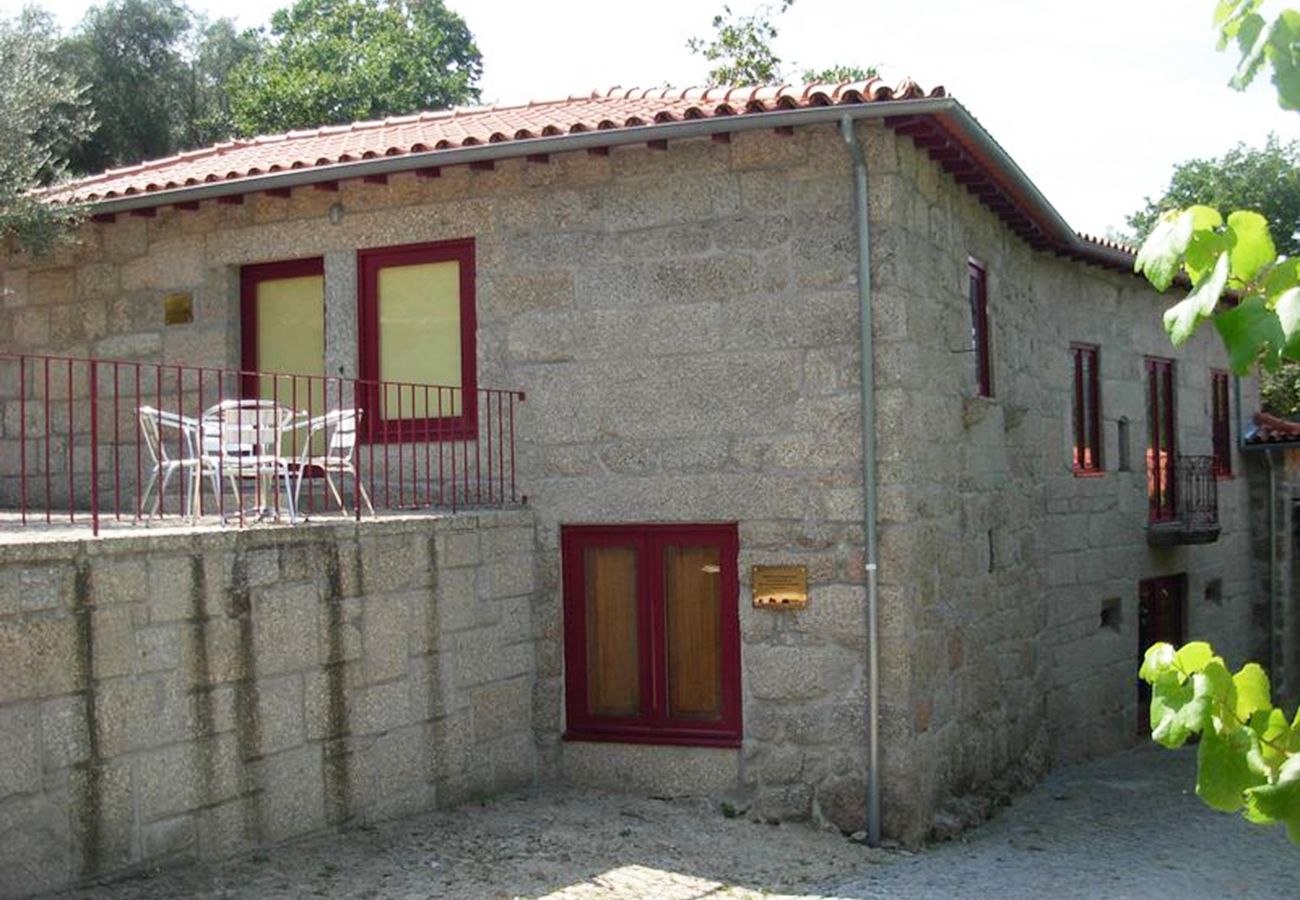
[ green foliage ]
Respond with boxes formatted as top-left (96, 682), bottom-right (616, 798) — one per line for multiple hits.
top-left (1127, 136), bottom-right (1300, 257)
top-left (1261, 359), bottom-right (1300, 415)
top-left (1140, 641), bottom-right (1300, 842)
top-left (686, 1), bottom-right (874, 87)
top-left (226, 0), bottom-right (481, 135)
top-left (1217, 1), bottom-right (1300, 111)
top-left (180, 17), bottom-right (266, 148)
top-left (0, 8), bottom-right (93, 255)
top-left (57, 0), bottom-right (263, 172)
top-left (801, 64), bottom-right (878, 84)
top-left (687, 1), bottom-right (791, 87)
top-left (1135, 202), bottom-right (1299, 374)
top-left (58, 0), bottom-right (193, 174)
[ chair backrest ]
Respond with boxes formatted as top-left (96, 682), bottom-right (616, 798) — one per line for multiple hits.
top-left (200, 399), bottom-right (294, 461)
top-left (138, 406), bottom-right (199, 464)
top-left (298, 408), bottom-right (363, 464)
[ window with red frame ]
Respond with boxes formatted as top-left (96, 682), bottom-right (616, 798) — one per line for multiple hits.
top-left (240, 257), bottom-right (326, 406)
top-left (1071, 344), bottom-right (1102, 474)
top-left (561, 523), bottom-right (741, 748)
top-left (1146, 357), bottom-right (1177, 522)
top-left (1211, 370), bottom-right (1232, 477)
top-left (969, 259), bottom-right (992, 397)
top-left (358, 239), bottom-right (477, 442)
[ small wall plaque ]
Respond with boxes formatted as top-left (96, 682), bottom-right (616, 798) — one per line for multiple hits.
top-left (163, 292), bottom-right (193, 325)
top-left (752, 565), bottom-right (808, 609)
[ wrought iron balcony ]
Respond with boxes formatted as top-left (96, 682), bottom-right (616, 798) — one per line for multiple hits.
top-left (1147, 454), bottom-right (1220, 546)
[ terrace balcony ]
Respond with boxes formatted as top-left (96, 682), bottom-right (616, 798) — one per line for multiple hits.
top-left (1147, 453), bottom-right (1220, 546)
top-left (0, 351), bottom-right (525, 538)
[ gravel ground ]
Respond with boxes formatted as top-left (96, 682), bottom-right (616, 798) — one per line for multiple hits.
top-left (52, 746), bottom-right (1300, 900)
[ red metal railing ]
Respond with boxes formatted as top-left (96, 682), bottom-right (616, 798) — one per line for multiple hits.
top-left (0, 352), bottom-right (525, 536)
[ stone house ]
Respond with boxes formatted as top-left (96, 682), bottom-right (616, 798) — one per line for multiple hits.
top-left (0, 79), bottom-right (1289, 895)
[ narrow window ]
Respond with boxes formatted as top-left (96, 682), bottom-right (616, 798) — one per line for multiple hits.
top-left (562, 523), bottom-right (741, 747)
top-left (969, 260), bottom-right (992, 397)
top-left (240, 258), bottom-right (327, 417)
top-left (1071, 344), bottom-right (1102, 474)
top-left (358, 239), bottom-right (477, 441)
top-left (1211, 370), bottom-right (1232, 477)
top-left (1146, 357), bottom-right (1177, 522)
top-left (1117, 417), bottom-right (1132, 472)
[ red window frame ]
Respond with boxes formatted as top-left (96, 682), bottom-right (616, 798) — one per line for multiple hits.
top-left (1146, 357), bottom-right (1177, 522)
top-left (1071, 343), bottom-right (1103, 475)
top-left (1211, 369), bottom-right (1232, 478)
top-left (357, 239), bottom-right (477, 443)
top-left (239, 257), bottom-right (325, 397)
top-left (969, 259), bottom-right (992, 397)
top-left (561, 523), bottom-right (742, 748)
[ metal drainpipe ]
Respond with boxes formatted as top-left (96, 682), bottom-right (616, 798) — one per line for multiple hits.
top-left (839, 115), bottom-right (881, 847)
top-left (1268, 449), bottom-right (1279, 680)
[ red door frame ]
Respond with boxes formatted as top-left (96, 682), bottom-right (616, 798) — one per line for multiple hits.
top-left (357, 238), bottom-right (478, 443)
top-left (561, 522), bottom-right (742, 748)
top-left (239, 257), bottom-right (326, 398)
top-left (1071, 343), bottom-right (1102, 474)
top-left (1138, 574), bottom-right (1187, 732)
top-left (1146, 357), bottom-right (1177, 522)
top-left (1211, 369), bottom-right (1232, 478)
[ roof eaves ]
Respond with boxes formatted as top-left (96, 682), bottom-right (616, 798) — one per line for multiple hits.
top-left (75, 94), bottom-right (961, 217)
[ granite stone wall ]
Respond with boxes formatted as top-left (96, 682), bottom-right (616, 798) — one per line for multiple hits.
top-left (869, 124), bottom-right (1264, 840)
top-left (0, 512), bottom-right (536, 899)
top-left (0, 117), bottom-right (1275, 848)
top-left (1, 126), bottom-right (878, 834)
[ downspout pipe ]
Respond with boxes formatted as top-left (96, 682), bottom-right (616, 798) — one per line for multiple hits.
top-left (1267, 449), bottom-right (1279, 681)
top-left (840, 115), bottom-right (881, 847)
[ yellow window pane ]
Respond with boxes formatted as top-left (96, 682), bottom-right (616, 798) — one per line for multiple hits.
top-left (664, 545), bottom-right (723, 721)
top-left (585, 545), bottom-right (640, 717)
top-left (254, 275), bottom-right (325, 429)
top-left (377, 261), bottom-right (462, 418)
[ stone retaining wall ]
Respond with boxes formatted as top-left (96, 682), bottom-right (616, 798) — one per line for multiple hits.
top-left (0, 511), bottom-right (536, 899)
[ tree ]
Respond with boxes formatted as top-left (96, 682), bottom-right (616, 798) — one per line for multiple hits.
top-left (1128, 136), bottom-right (1300, 257)
top-left (0, 8), bottom-right (93, 255)
top-left (226, 0), bottom-right (481, 136)
top-left (687, 1), bottom-right (790, 87)
top-left (1129, 137), bottom-right (1300, 415)
top-left (1133, 5), bottom-right (1300, 386)
top-left (686, 1), bottom-right (874, 87)
top-left (57, 0), bottom-right (193, 174)
top-left (56, 1), bottom-right (261, 172)
top-left (1140, 642), bottom-right (1300, 844)
top-left (180, 17), bottom-right (266, 149)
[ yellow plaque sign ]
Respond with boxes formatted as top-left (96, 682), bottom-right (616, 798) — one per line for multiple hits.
top-left (752, 565), bottom-right (808, 609)
top-left (163, 292), bottom-right (193, 325)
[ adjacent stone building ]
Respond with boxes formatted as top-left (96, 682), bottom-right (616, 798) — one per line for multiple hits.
top-left (0, 80), bottom-right (1287, 894)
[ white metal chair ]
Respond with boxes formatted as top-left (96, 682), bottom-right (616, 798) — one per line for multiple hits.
top-left (291, 408), bottom-right (374, 516)
top-left (200, 399), bottom-right (299, 522)
top-left (137, 406), bottom-right (210, 519)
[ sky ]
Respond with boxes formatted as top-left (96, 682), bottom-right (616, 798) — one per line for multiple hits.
top-left (6, 0), bottom-right (1300, 237)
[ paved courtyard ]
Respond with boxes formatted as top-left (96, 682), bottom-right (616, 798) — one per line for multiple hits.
top-left (48, 746), bottom-right (1299, 899)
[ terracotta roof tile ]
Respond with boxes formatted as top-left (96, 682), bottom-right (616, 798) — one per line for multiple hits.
top-left (1247, 412), bottom-right (1300, 444)
top-left (49, 79), bottom-right (945, 204)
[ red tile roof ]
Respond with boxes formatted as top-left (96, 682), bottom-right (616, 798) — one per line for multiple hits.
top-left (1247, 412), bottom-right (1300, 444)
top-left (51, 79), bottom-right (943, 204)
top-left (47, 77), bottom-right (1143, 273)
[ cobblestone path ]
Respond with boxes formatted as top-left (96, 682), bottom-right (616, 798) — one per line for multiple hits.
top-left (47, 747), bottom-right (1299, 899)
